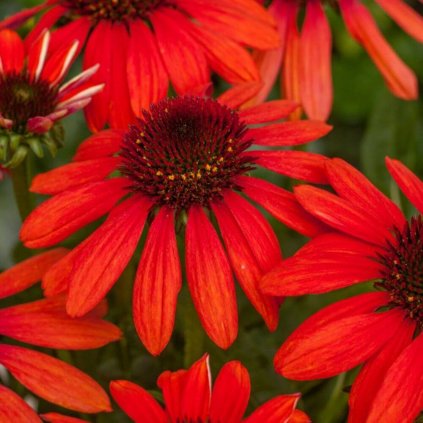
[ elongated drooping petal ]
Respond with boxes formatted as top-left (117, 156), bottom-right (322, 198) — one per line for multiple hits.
top-left (185, 206), bottom-right (238, 349)
top-left (300, 0), bottom-right (332, 121)
top-left (339, 0), bottom-right (417, 99)
top-left (133, 207), bottom-right (181, 356)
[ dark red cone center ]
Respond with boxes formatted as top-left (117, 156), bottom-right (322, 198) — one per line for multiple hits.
top-left (377, 215), bottom-right (423, 326)
top-left (120, 96), bottom-right (255, 211)
top-left (0, 72), bottom-right (58, 133)
top-left (64, 0), bottom-right (167, 21)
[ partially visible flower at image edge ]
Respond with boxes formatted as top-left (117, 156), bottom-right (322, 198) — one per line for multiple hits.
top-left (0, 28), bottom-right (103, 167)
top-left (262, 157), bottom-right (423, 422)
top-left (253, 0), bottom-right (422, 121)
top-left (110, 354), bottom-right (310, 423)
top-left (0, 249), bottom-right (122, 419)
top-left (2, 0), bottom-right (281, 130)
top-left (20, 84), bottom-right (332, 355)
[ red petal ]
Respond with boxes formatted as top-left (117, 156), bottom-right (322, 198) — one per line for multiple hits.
top-left (127, 20), bottom-right (168, 116)
top-left (253, 150), bottom-right (329, 183)
top-left (248, 0), bottom-right (292, 105)
top-left (375, 0), bottom-right (423, 43)
top-left (281, 6), bottom-right (302, 120)
top-left (151, 9), bottom-right (209, 95)
top-left (41, 413), bottom-right (88, 423)
top-left (188, 24), bottom-right (259, 83)
top-left (210, 361), bottom-right (250, 422)
top-left (0, 3), bottom-right (49, 31)
top-left (290, 409), bottom-right (311, 423)
top-left (73, 129), bottom-right (123, 161)
top-left (157, 369), bottom-right (187, 422)
top-left (133, 207), bottom-right (181, 356)
top-left (262, 232), bottom-right (382, 296)
top-left (21, 178), bottom-right (128, 248)
top-left (27, 30), bottom-right (50, 80)
top-left (327, 158), bottom-right (406, 230)
top-left (300, 0), bottom-right (332, 121)
top-left (0, 296), bottom-right (121, 349)
top-left (294, 185), bottom-right (394, 246)
top-left (212, 198), bottom-right (280, 330)
top-left (217, 82), bottom-right (263, 110)
top-left (244, 394), bottom-right (300, 423)
top-left (83, 21), bottom-right (112, 132)
top-left (239, 100), bottom-right (299, 124)
top-left (66, 195), bottom-right (152, 317)
top-left (179, 0), bottom-right (280, 50)
top-left (0, 344), bottom-right (111, 413)
top-left (276, 305), bottom-right (403, 380)
top-left (0, 248), bottom-right (67, 299)
top-left (367, 332), bottom-right (423, 423)
top-left (0, 385), bottom-right (41, 423)
top-left (185, 206), bottom-right (238, 349)
top-left (386, 157), bottom-right (423, 215)
top-left (107, 22), bottom-right (135, 128)
top-left (110, 380), bottom-right (167, 423)
top-left (348, 318), bottom-right (415, 423)
top-left (0, 29), bottom-right (24, 73)
top-left (248, 121), bottom-right (332, 146)
top-left (339, 0), bottom-right (417, 99)
top-left (31, 157), bottom-right (119, 195)
top-left (180, 354), bottom-right (211, 422)
top-left (237, 176), bottom-right (329, 237)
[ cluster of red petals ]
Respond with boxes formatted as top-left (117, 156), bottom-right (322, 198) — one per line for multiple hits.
top-left (2, 0), bottom-right (285, 130)
top-left (0, 249), bottom-right (121, 419)
top-left (0, 28), bottom-right (102, 134)
top-left (262, 157), bottom-right (423, 422)
top-left (20, 86), bottom-right (331, 355)
top-left (254, 0), bottom-right (422, 121)
top-left (111, 354), bottom-right (310, 423)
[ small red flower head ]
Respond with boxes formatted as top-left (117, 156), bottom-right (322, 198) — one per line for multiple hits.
top-left (21, 85), bottom-right (332, 355)
top-left (110, 354), bottom-right (310, 423)
top-left (262, 157), bottom-right (423, 422)
top-left (2, 0), bottom-right (282, 130)
top-left (0, 29), bottom-right (102, 167)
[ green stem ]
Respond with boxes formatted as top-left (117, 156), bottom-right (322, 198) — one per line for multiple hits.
top-left (182, 289), bottom-right (205, 368)
top-left (10, 159), bottom-right (35, 222)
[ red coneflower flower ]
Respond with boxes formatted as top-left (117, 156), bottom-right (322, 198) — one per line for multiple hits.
top-left (3, 0), bottom-right (281, 131)
top-left (0, 249), bottom-right (122, 416)
top-left (20, 85), bottom-right (331, 355)
top-left (262, 158), bottom-right (423, 422)
top-left (110, 354), bottom-right (310, 423)
top-left (0, 28), bottom-right (103, 167)
top-left (253, 0), bottom-right (422, 121)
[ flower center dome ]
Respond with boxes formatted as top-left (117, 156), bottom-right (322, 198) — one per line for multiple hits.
top-left (0, 72), bottom-right (58, 133)
top-left (64, 0), bottom-right (167, 21)
top-left (120, 96), bottom-right (254, 210)
top-left (377, 215), bottom-right (423, 325)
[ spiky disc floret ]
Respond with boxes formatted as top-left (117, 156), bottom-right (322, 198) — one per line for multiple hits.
top-left (0, 72), bottom-right (58, 134)
top-left (376, 215), bottom-right (423, 326)
top-left (64, 0), bottom-right (167, 21)
top-left (120, 96), bottom-right (255, 210)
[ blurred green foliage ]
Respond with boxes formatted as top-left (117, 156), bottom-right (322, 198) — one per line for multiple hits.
top-left (0, 0), bottom-right (422, 422)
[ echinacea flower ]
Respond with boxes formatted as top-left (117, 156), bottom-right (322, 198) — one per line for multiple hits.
top-left (4, 0), bottom-right (281, 131)
top-left (0, 249), bottom-right (122, 416)
top-left (110, 354), bottom-right (310, 423)
top-left (21, 85), bottom-right (331, 355)
top-left (253, 0), bottom-right (422, 121)
top-left (262, 158), bottom-right (423, 422)
top-left (0, 28), bottom-right (103, 168)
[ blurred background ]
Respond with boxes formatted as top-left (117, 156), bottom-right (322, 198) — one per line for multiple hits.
top-left (0, 0), bottom-right (422, 421)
